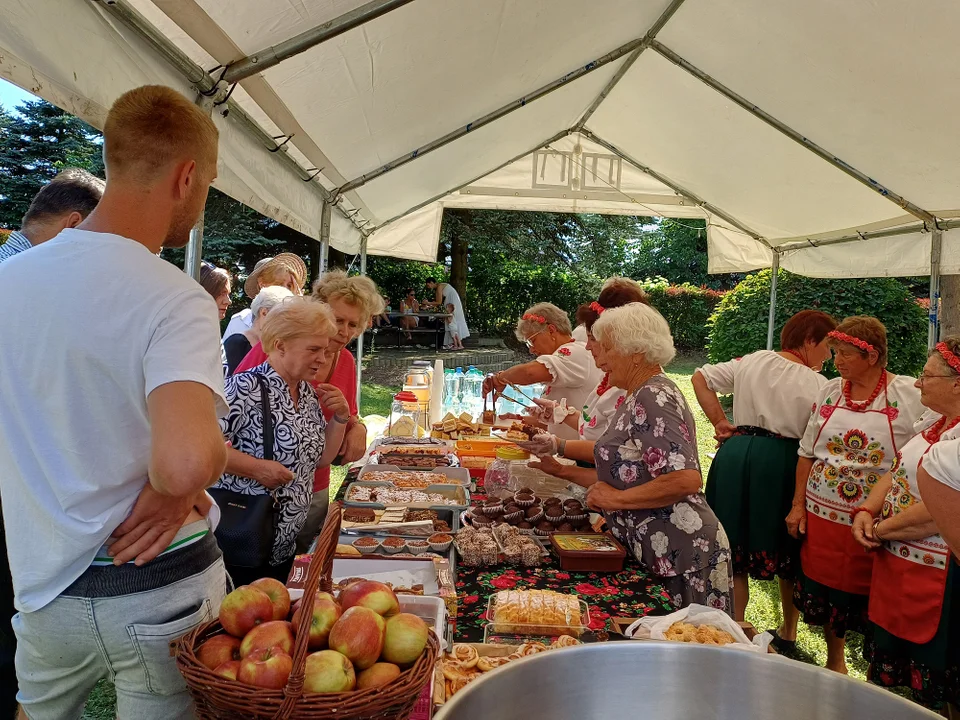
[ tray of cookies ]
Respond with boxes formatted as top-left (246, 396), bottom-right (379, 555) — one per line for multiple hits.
top-left (358, 464), bottom-right (471, 487)
top-left (344, 481), bottom-right (470, 511)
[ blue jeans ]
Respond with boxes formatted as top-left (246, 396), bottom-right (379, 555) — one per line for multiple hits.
top-left (14, 528), bottom-right (227, 720)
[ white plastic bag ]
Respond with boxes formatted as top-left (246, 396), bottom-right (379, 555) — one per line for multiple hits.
top-left (624, 604), bottom-right (773, 654)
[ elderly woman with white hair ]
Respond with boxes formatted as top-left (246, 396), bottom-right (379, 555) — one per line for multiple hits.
top-left (212, 297), bottom-right (349, 586)
top-left (482, 302), bottom-right (603, 440)
top-left (223, 286), bottom-right (294, 376)
top-left (586, 302), bottom-right (734, 614)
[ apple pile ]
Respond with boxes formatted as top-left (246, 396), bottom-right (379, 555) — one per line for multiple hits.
top-left (197, 577), bottom-right (430, 693)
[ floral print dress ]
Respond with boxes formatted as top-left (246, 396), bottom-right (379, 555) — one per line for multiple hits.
top-left (594, 374), bottom-right (734, 615)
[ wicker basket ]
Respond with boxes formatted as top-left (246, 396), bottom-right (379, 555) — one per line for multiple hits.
top-left (174, 502), bottom-right (440, 719)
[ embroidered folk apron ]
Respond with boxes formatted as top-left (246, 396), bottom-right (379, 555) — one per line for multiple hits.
top-left (868, 431), bottom-right (951, 644)
top-left (801, 390), bottom-right (897, 595)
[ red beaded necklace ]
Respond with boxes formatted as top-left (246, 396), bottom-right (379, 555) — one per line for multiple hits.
top-left (842, 369), bottom-right (887, 412)
top-left (922, 415), bottom-right (960, 444)
top-left (596, 373), bottom-right (612, 397)
top-left (783, 349), bottom-right (807, 365)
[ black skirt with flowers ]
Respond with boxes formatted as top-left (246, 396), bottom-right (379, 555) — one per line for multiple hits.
top-left (705, 432), bottom-right (801, 582)
top-left (793, 568), bottom-right (869, 636)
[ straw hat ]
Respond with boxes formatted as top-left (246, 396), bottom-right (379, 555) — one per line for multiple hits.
top-left (243, 253), bottom-right (307, 298)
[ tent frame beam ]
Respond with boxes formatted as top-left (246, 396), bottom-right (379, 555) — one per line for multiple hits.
top-left (776, 218), bottom-right (960, 254)
top-left (650, 40), bottom-right (940, 228)
top-left (574, 0), bottom-right (687, 131)
top-left (92, 0), bottom-right (370, 239)
top-left (578, 129), bottom-right (769, 246)
top-left (222, 0), bottom-right (418, 84)
top-left (337, 34), bottom-right (657, 195)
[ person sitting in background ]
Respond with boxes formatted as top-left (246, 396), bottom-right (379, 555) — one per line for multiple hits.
top-left (587, 303), bottom-right (733, 614)
top-left (790, 316), bottom-right (923, 674)
top-left (399, 288), bottom-right (420, 340)
top-left (223, 286), bottom-right (293, 376)
top-left (0, 168), bottom-right (104, 264)
top-left (374, 296), bottom-right (392, 327)
top-left (214, 298), bottom-right (348, 586)
top-left (222, 253), bottom-right (306, 341)
top-left (236, 270), bottom-right (385, 553)
top-left (482, 302), bottom-right (603, 440)
top-left (851, 338), bottom-right (960, 709)
top-left (691, 309), bottom-right (836, 652)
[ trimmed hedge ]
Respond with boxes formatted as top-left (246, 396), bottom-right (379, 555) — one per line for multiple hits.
top-left (639, 277), bottom-right (725, 351)
top-left (707, 270), bottom-right (927, 377)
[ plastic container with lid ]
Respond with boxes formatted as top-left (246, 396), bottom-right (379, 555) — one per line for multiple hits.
top-left (484, 446), bottom-right (530, 498)
top-left (549, 532), bottom-right (627, 572)
top-left (388, 391), bottom-right (423, 437)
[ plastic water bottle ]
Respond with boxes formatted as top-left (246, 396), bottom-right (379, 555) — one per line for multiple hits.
top-left (465, 366), bottom-right (484, 418)
top-left (453, 367), bottom-right (465, 414)
top-left (442, 369), bottom-right (457, 415)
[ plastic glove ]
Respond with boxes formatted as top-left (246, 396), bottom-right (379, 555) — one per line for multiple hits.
top-left (528, 397), bottom-right (557, 423)
top-left (513, 432), bottom-right (559, 457)
top-left (531, 396), bottom-right (577, 425)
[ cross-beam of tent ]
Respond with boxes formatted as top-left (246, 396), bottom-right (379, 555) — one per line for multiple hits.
top-left (3, 0), bottom-right (958, 400)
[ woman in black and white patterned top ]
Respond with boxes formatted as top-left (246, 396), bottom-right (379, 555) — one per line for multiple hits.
top-left (214, 297), bottom-right (349, 586)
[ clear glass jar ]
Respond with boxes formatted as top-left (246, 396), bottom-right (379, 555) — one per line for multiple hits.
top-left (388, 391), bottom-right (423, 437)
top-left (483, 446), bottom-right (530, 498)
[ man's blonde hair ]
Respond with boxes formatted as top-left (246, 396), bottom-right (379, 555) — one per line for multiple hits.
top-left (103, 85), bottom-right (218, 181)
top-left (312, 270), bottom-right (385, 324)
top-left (261, 298), bottom-right (337, 354)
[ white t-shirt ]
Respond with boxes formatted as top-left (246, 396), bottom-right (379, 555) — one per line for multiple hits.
top-left (0, 229), bottom-right (228, 612)
top-left (223, 307), bottom-right (253, 341)
top-left (697, 350), bottom-right (829, 438)
top-left (923, 436), bottom-right (960, 492)
top-left (537, 340), bottom-right (605, 440)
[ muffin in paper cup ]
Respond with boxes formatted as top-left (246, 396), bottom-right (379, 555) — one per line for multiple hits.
top-left (515, 524), bottom-right (536, 537)
top-left (380, 538), bottom-right (407, 554)
top-left (534, 525), bottom-right (555, 537)
top-left (406, 540), bottom-right (430, 555)
top-left (564, 512), bottom-right (588, 523)
top-left (482, 500), bottom-right (504, 517)
top-left (513, 493), bottom-right (536, 508)
top-left (503, 510), bottom-right (524, 524)
top-left (351, 537), bottom-right (381, 555)
top-left (543, 507), bottom-right (567, 526)
top-left (428, 533), bottom-right (453, 552)
top-left (522, 506), bottom-right (544, 525)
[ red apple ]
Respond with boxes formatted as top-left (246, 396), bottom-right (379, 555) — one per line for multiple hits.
top-left (197, 634), bottom-right (242, 670)
top-left (356, 662), bottom-right (401, 690)
top-left (213, 660), bottom-right (241, 681)
top-left (328, 607), bottom-right (385, 670)
top-left (303, 650), bottom-right (356, 693)
top-left (381, 613), bottom-right (429, 666)
top-left (338, 581), bottom-right (399, 618)
top-left (240, 620), bottom-right (295, 658)
top-left (293, 594), bottom-right (342, 650)
top-left (219, 586), bottom-right (274, 638)
top-left (251, 577), bottom-right (291, 621)
top-left (238, 645), bottom-right (293, 689)
top-left (290, 592), bottom-right (335, 621)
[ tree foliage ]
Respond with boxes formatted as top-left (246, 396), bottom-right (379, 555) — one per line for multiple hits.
top-left (708, 269), bottom-right (928, 377)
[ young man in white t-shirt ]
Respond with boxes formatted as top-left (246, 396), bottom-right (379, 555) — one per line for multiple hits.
top-left (0, 86), bottom-right (229, 720)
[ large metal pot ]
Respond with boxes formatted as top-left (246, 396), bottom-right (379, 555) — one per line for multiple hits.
top-left (434, 643), bottom-right (938, 719)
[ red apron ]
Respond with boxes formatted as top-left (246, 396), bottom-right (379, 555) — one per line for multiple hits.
top-left (868, 427), bottom-right (952, 644)
top-left (801, 390), bottom-right (898, 595)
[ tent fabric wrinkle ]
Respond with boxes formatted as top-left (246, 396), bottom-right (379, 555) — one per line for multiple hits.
top-left (2, 0), bottom-right (957, 278)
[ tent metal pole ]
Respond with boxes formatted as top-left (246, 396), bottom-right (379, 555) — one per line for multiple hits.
top-left (929, 229), bottom-right (943, 349)
top-left (91, 0), bottom-right (371, 239)
top-left (650, 40), bottom-right (939, 228)
top-left (319, 199), bottom-right (332, 277)
top-left (184, 94), bottom-right (215, 280)
top-left (356, 237), bottom-right (368, 405)
top-left (574, 0), bottom-right (688, 131)
top-left (578, 129), bottom-right (769, 246)
top-left (337, 35), bottom-right (655, 194)
top-left (775, 219), bottom-right (960, 254)
top-left (222, 0), bottom-right (416, 83)
top-left (767, 252), bottom-right (780, 350)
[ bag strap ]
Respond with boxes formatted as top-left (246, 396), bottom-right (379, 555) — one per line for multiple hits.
top-left (256, 374), bottom-right (275, 462)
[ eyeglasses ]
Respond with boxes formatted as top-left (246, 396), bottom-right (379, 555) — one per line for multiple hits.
top-left (918, 373), bottom-right (957, 386)
top-left (524, 330), bottom-right (545, 348)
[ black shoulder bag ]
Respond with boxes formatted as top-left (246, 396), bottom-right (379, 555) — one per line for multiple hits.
top-left (209, 374), bottom-right (280, 568)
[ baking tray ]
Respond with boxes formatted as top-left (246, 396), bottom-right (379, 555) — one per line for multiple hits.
top-left (342, 506), bottom-right (459, 536)
top-left (344, 480), bottom-right (470, 512)
top-left (358, 464), bottom-right (471, 486)
top-left (482, 594), bottom-right (590, 642)
top-left (549, 532), bottom-right (627, 573)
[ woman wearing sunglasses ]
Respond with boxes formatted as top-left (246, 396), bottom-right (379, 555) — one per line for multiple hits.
top-left (482, 302), bottom-right (602, 440)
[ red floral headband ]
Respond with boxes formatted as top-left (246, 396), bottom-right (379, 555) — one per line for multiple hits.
top-left (936, 342), bottom-right (960, 374)
top-left (589, 301), bottom-right (605, 315)
top-left (522, 313), bottom-right (548, 324)
top-left (827, 330), bottom-right (875, 353)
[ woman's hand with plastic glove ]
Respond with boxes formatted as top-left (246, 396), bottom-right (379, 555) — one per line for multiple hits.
top-left (513, 432), bottom-right (559, 457)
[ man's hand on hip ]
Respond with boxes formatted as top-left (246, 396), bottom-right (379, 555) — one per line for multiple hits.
top-left (107, 484), bottom-right (203, 566)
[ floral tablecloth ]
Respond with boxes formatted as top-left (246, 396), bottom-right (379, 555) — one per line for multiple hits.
top-left (337, 467), bottom-right (674, 642)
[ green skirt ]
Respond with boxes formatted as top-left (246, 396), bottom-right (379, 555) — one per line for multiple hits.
top-left (865, 563), bottom-right (960, 709)
top-left (705, 433), bottom-right (801, 581)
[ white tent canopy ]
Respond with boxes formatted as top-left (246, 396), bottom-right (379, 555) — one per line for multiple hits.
top-left (3, 0), bottom-right (958, 332)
